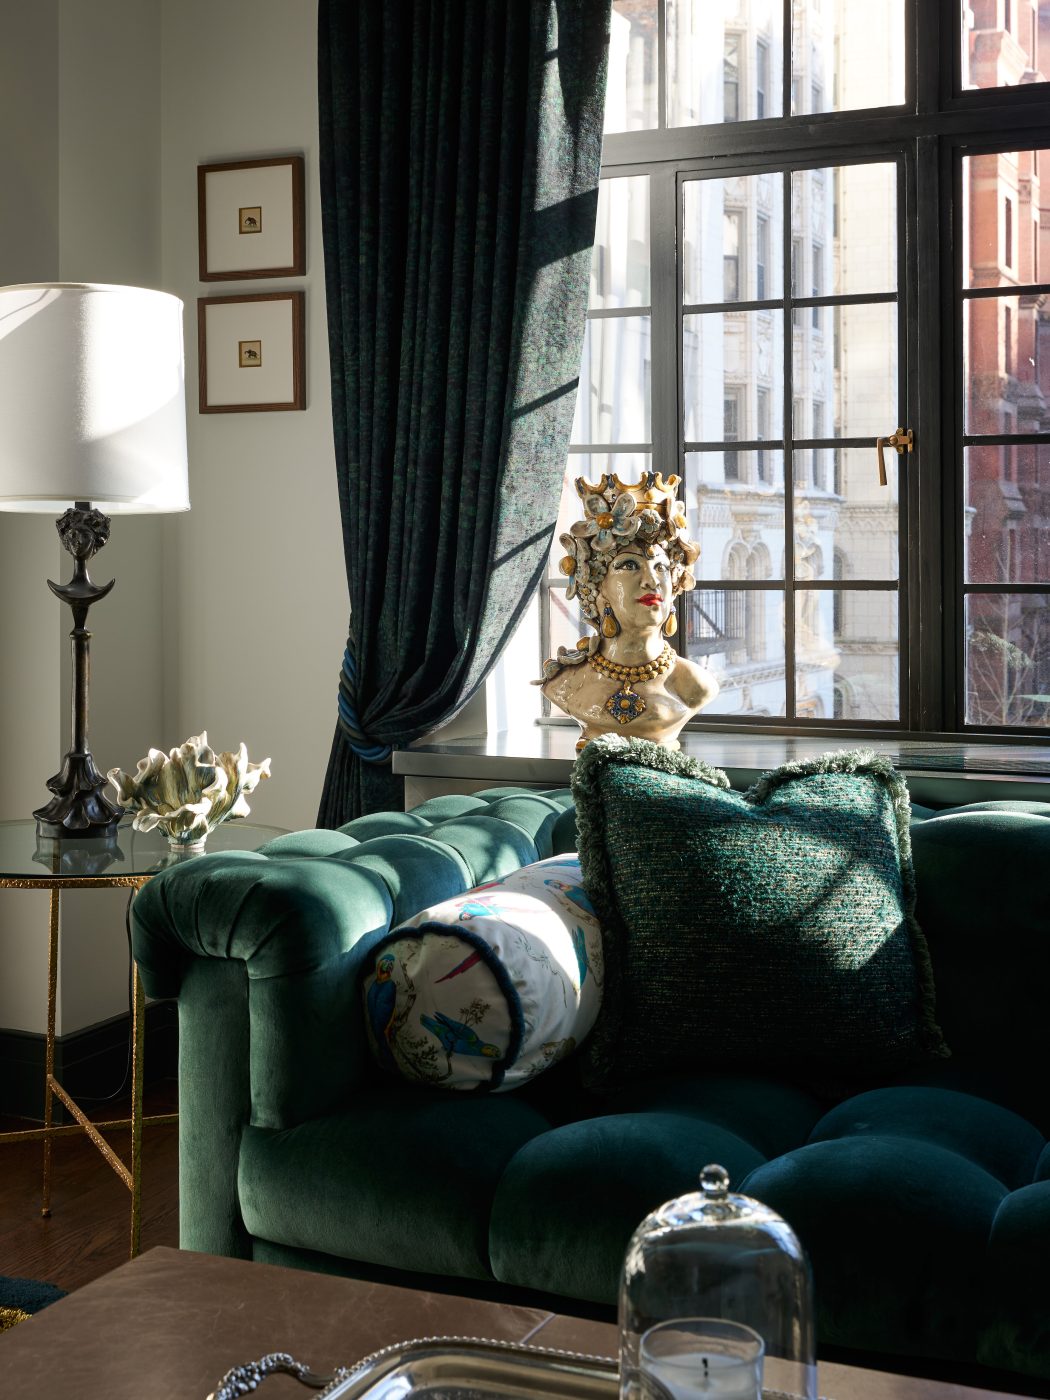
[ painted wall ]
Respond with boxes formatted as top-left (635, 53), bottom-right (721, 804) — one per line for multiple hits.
top-left (160, 0), bottom-right (346, 841)
top-left (53, 0), bottom-right (171, 1036)
top-left (0, 0), bottom-right (71, 1034)
top-left (0, 0), bottom-right (347, 1036)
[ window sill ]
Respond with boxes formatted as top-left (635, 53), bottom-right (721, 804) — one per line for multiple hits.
top-left (394, 727), bottom-right (1050, 808)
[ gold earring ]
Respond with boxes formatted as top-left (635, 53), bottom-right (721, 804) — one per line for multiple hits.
top-left (601, 605), bottom-right (620, 638)
top-left (663, 611), bottom-right (678, 637)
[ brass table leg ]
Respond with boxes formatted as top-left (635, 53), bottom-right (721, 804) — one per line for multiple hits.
top-left (0, 872), bottom-right (176, 1258)
top-left (41, 887), bottom-right (60, 1218)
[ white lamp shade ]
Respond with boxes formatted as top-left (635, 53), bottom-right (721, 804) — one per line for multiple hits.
top-left (0, 283), bottom-right (190, 513)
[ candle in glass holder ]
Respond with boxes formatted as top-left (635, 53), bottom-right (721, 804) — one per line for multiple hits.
top-left (639, 1319), bottom-right (764, 1400)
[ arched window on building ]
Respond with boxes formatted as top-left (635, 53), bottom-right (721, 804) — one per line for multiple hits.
top-left (746, 544), bottom-right (770, 662)
top-left (833, 548), bottom-right (846, 639)
top-left (725, 541), bottom-right (749, 665)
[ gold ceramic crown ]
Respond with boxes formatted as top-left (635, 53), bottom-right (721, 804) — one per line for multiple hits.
top-left (576, 470), bottom-right (683, 513)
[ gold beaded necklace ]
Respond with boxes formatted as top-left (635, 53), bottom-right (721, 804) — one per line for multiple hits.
top-left (589, 643), bottom-right (674, 725)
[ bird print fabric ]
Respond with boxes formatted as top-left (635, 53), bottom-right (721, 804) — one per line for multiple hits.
top-left (360, 854), bottom-right (603, 1092)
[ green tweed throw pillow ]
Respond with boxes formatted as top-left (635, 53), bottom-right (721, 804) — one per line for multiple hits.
top-left (572, 735), bottom-right (948, 1088)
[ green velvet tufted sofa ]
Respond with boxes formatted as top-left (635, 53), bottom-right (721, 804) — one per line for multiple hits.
top-left (131, 784), bottom-right (1050, 1387)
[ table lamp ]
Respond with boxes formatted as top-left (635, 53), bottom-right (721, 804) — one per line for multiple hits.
top-left (0, 283), bottom-right (190, 840)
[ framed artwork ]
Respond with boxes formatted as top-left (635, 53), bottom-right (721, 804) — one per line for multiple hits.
top-left (198, 291), bottom-right (305, 413)
top-left (198, 155), bottom-right (305, 280)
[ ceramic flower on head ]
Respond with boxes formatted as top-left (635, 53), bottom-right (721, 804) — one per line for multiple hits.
top-left (107, 732), bottom-right (271, 850)
top-left (572, 490), bottom-right (640, 552)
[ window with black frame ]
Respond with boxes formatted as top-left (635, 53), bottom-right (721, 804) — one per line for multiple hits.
top-left (539, 0), bottom-right (1050, 738)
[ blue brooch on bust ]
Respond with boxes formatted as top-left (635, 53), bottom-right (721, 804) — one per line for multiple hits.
top-left (589, 644), bottom-right (674, 726)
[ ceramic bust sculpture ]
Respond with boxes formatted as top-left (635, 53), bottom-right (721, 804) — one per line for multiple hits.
top-left (536, 471), bottom-right (719, 751)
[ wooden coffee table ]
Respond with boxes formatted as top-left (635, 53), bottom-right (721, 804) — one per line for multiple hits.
top-left (0, 1247), bottom-right (1027, 1400)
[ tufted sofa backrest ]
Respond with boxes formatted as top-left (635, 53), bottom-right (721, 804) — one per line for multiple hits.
top-left (132, 785), bottom-right (1050, 1128)
top-left (909, 800), bottom-right (1050, 1124)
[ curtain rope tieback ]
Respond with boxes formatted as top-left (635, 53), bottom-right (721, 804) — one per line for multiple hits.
top-left (337, 645), bottom-right (393, 764)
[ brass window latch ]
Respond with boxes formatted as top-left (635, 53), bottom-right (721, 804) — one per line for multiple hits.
top-left (875, 426), bottom-right (913, 485)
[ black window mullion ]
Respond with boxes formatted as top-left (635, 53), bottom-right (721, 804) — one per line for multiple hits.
top-left (682, 291), bottom-right (896, 316)
top-left (782, 166), bottom-right (797, 719)
top-left (567, 443), bottom-right (652, 456)
top-left (963, 432), bottom-right (1050, 447)
top-left (946, 140), bottom-right (966, 731)
top-left (915, 0), bottom-right (941, 114)
top-left (657, 0), bottom-right (666, 131)
top-left (962, 583), bottom-right (1050, 594)
top-left (586, 306), bottom-right (653, 320)
top-left (905, 140), bottom-right (932, 731)
top-left (650, 165), bottom-right (678, 482)
top-left (963, 282), bottom-right (1050, 300)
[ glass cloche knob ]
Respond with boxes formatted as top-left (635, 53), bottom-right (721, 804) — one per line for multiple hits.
top-left (699, 1165), bottom-right (729, 1196)
top-left (618, 1165), bottom-right (815, 1400)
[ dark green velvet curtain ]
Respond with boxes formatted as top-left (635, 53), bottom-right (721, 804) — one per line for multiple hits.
top-left (316, 0), bottom-right (610, 823)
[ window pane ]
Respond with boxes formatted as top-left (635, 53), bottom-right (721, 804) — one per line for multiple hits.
top-left (591, 177), bottom-right (651, 310)
top-left (571, 316), bottom-right (651, 444)
top-left (963, 150), bottom-right (1049, 288)
top-left (792, 164), bottom-right (897, 296)
top-left (684, 310), bottom-right (786, 442)
top-left (965, 592), bottom-right (1050, 727)
top-left (800, 446), bottom-right (900, 580)
top-left (965, 446), bottom-right (1050, 583)
top-left (962, 1), bottom-right (1048, 92)
top-left (606, 0), bottom-right (658, 133)
top-left (963, 294), bottom-right (1047, 434)
top-left (667, 0), bottom-right (783, 127)
top-left (808, 301), bottom-right (897, 438)
top-left (797, 589), bottom-right (900, 721)
top-left (685, 451), bottom-right (786, 581)
top-left (689, 589), bottom-right (787, 717)
top-left (724, 210), bottom-right (742, 302)
top-left (549, 453), bottom-right (653, 573)
top-left (791, 0), bottom-right (905, 116)
top-left (546, 585), bottom-right (591, 662)
top-left (684, 176), bottom-right (784, 304)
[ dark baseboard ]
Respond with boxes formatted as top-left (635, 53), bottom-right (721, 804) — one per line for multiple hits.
top-left (0, 1000), bottom-right (177, 1123)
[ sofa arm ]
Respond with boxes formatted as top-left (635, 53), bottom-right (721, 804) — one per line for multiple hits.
top-left (132, 849), bottom-right (405, 1258)
top-left (130, 787), bottom-right (576, 1256)
top-left (134, 849), bottom-right (397, 1110)
top-left (133, 788), bottom-right (577, 1118)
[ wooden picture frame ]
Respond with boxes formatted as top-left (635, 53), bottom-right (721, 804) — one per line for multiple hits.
top-left (198, 155), bottom-right (305, 281)
top-left (198, 291), bottom-right (305, 413)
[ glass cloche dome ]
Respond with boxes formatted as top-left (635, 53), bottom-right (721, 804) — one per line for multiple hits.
top-left (619, 1165), bottom-right (816, 1400)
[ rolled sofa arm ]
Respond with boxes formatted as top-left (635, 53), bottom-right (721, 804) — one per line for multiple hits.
top-left (130, 787), bottom-right (574, 1257)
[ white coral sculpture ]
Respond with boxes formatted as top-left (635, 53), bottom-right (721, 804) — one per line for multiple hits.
top-left (107, 732), bottom-right (271, 847)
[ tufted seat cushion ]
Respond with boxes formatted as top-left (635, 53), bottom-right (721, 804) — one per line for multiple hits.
top-left (233, 1059), bottom-right (1050, 1364)
top-left (483, 1059), bottom-right (1050, 1369)
top-left (239, 1087), bottom-right (554, 1282)
top-left (741, 1073), bottom-right (1047, 1370)
top-left (488, 1074), bottom-right (825, 1304)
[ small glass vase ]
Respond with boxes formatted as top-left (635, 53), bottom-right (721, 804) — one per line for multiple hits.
top-left (165, 830), bottom-right (211, 854)
top-left (619, 1165), bottom-right (816, 1400)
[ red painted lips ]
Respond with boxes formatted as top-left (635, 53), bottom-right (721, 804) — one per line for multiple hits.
top-left (639, 593), bottom-right (662, 606)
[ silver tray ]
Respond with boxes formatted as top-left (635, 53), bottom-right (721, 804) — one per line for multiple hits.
top-left (207, 1335), bottom-right (619, 1400)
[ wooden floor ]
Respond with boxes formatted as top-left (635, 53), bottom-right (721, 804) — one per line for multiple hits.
top-left (0, 1081), bottom-right (178, 1293)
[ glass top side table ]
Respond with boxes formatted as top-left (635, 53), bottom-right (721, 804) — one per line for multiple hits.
top-left (0, 818), bottom-right (288, 1257)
